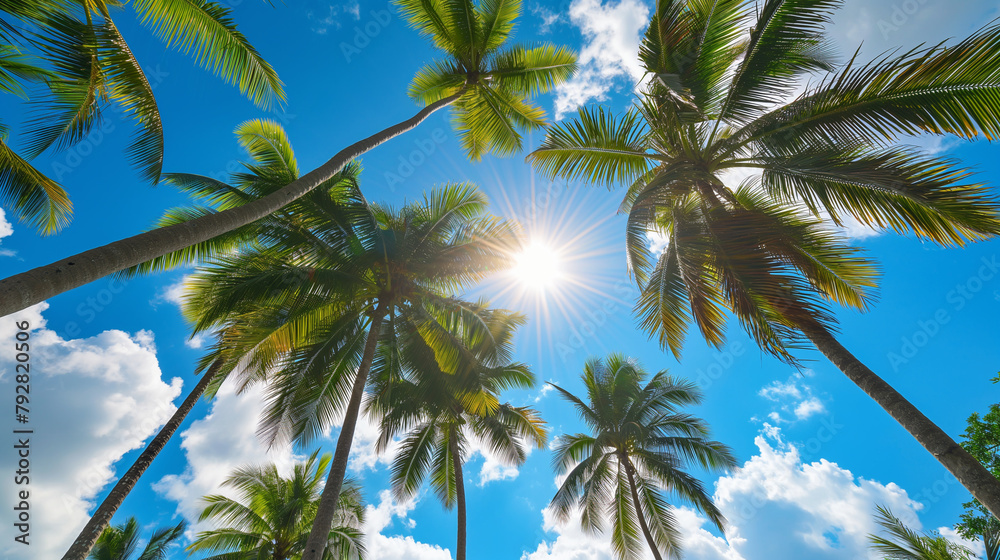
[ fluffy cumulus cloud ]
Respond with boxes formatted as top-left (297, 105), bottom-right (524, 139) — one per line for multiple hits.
top-left (0, 304), bottom-right (182, 560)
top-left (364, 490), bottom-right (453, 560)
top-left (153, 382), bottom-right (298, 536)
top-left (156, 383), bottom-right (454, 558)
top-left (554, 0), bottom-right (650, 118)
top-left (522, 427), bottom-right (933, 560)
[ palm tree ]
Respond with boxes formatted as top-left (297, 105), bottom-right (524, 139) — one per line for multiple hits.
top-left (182, 177), bottom-right (520, 560)
top-left (0, 0), bottom-right (576, 315)
top-left (188, 451), bottom-right (366, 560)
top-left (369, 304), bottom-right (546, 560)
top-left (549, 354), bottom-right (736, 560)
top-left (0, 0), bottom-right (284, 233)
top-left (88, 516), bottom-right (185, 560)
top-left (869, 505), bottom-right (975, 560)
top-left (60, 120), bottom-right (365, 560)
top-left (528, 0), bottom-right (1000, 516)
top-left (0, 4), bottom-right (68, 235)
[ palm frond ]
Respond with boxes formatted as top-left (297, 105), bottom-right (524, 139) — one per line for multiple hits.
top-left (528, 106), bottom-right (651, 186)
top-left (0, 133), bottom-right (71, 234)
top-left (130, 0), bottom-right (284, 108)
top-left (95, 18), bottom-right (164, 183)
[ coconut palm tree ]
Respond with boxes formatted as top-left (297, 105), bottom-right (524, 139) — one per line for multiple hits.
top-left (869, 505), bottom-right (975, 560)
top-left (549, 354), bottom-right (737, 560)
top-left (0, 0), bottom-right (576, 315)
top-left (60, 120), bottom-right (365, 560)
top-left (183, 177), bottom-right (520, 560)
top-left (0, 5), bottom-right (68, 235)
top-left (88, 516), bottom-right (185, 560)
top-left (187, 451), bottom-right (366, 560)
top-left (0, 0), bottom-right (284, 233)
top-left (528, 0), bottom-right (1000, 517)
top-left (369, 304), bottom-right (546, 560)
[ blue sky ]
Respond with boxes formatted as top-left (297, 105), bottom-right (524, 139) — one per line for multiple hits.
top-left (1, 1), bottom-right (1000, 559)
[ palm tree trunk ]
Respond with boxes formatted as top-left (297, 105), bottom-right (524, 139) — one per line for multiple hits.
top-left (800, 322), bottom-right (1000, 520)
top-left (986, 525), bottom-right (999, 560)
top-left (452, 426), bottom-right (467, 560)
top-left (623, 455), bottom-right (663, 560)
top-left (61, 359), bottom-right (223, 560)
top-left (0, 90), bottom-right (465, 318)
top-left (302, 307), bottom-right (385, 560)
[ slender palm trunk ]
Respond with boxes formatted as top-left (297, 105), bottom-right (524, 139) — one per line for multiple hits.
top-left (61, 359), bottom-right (223, 560)
top-left (800, 322), bottom-right (1000, 520)
top-left (623, 454), bottom-right (663, 560)
top-left (0, 91), bottom-right (465, 318)
top-left (452, 426), bottom-right (467, 560)
top-left (302, 307), bottom-right (386, 560)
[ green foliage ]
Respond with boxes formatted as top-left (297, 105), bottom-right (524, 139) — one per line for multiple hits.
top-left (369, 303), bottom-right (545, 509)
top-left (397, 0), bottom-right (577, 159)
top-left (549, 354), bottom-right (737, 560)
top-left (955, 401), bottom-right (1000, 559)
top-left (150, 121), bottom-right (522, 449)
top-left (0, 0), bottom-right (282, 232)
top-left (869, 505), bottom-right (975, 560)
top-left (528, 0), bottom-right (1000, 363)
top-left (187, 451), bottom-right (366, 560)
top-left (89, 517), bottom-right (185, 560)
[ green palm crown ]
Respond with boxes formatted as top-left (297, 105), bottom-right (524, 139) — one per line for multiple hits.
top-left (398, 0), bottom-right (577, 159)
top-left (529, 0), bottom-right (1000, 362)
top-left (550, 354), bottom-right (737, 560)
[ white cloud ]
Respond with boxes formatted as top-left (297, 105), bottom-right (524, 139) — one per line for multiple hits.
top-left (0, 207), bottom-right (15, 257)
top-left (154, 381), bottom-right (449, 559)
top-left (365, 490), bottom-right (453, 560)
top-left (468, 436), bottom-right (526, 486)
top-left (0, 304), bottom-right (182, 560)
top-left (757, 373), bottom-right (828, 423)
top-left (155, 277), bottom-right (189, 308)
top-left (348, 411), bottom-right (397, 473)
top-left (793, 397), bottom-right (827, 420)
top-left (153, 382), bottom-right (298, 537)
top-left (344, 1), bottom-right (360, 20)
top-left (308, 2), bottom-right (362, 34)
top-left (532, 4), bottom-right (564, 34)
top-left (534, 383), bottom-right (555, 403)
top-left (938, 526), bottom-right (985, 559)
top-left (713, 431), bottom-right (922, 559)
top-left (521, 502), bottom-right (618, 560)
top-left (830, 0), bottom-right (998, 64)
top-left (152, 275), bottom-right (210, 349)
top-left (555, 0), bottom-right (650, 118)
top-left (522, 427), bottom-right (933, 560)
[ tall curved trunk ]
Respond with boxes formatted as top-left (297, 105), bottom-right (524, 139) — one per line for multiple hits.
top-left (302, 307), bottom-right (386, 560)
top-left (61, 359), bottom-right (223, 560)
top-left (0, 91), bottom-right (464, 318)
top-left (623, 454), bottom-right (663, 560)
top-left (800, 322), bottom-right (1000, 520)
top-left (452, 426), bottom-right (467, 560)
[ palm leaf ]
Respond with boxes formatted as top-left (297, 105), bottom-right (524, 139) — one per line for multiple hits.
top-left (0, 132), bottom-right (71, 234)
top-left (96, 18), bottom-right (164, 183)
top-left (130, 0), bottom-right (284, 108)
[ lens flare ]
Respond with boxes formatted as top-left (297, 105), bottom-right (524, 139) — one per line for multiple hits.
top-left (513, 243), bottom-right (562, 291)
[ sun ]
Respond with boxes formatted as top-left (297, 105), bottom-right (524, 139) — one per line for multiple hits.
top-left (512, 242), bottom-right (562, 291)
